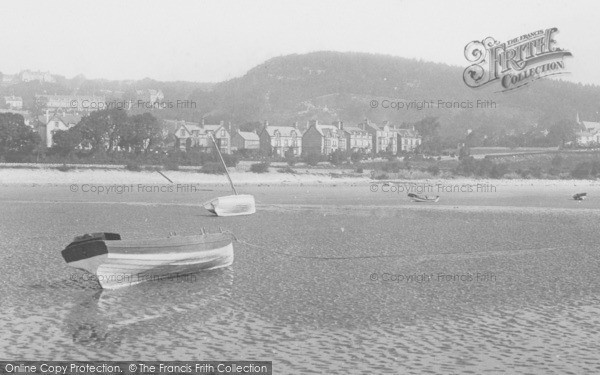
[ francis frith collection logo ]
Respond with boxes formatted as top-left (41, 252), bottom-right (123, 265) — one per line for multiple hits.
top-left (463, 27), bottom-right (572, 92)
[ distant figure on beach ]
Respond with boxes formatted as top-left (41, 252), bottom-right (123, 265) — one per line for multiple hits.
top-left (573, 193), bottom-right (587, 201)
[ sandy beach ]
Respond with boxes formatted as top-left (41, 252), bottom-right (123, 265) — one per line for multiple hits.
top-left (2, 165), bottom-right (600, 188)
top-left (2, 166), bottom-right (600, 373)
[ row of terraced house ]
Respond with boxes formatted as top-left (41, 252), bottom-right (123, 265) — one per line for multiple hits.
top-left (171, 118), bottom-right (421, 156)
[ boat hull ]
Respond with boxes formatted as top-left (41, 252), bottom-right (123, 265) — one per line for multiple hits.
top-left (62, 233), bottom-right (234, 289)
top-left (204, 194), bottom-right (256, 216)
top-left (407, 193), bottom-right (440, 203)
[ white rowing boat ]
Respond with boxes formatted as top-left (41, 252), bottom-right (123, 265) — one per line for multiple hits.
top-left (62, 232), bottom-right (234, 289)
top-left (408, 193), bottom-right (440, 202)
top-left (204, 194), bottom-right (256, 216)
top-left (204, 134), bottom-right (256, 217)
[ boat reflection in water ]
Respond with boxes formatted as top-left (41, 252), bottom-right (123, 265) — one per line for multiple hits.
top-left (66, 267), bottom-right (234, 349)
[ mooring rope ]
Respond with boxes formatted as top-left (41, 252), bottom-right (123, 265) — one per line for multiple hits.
top-left (235, 239), bottom-right (411, 260)
top-left (234, 238), bottom-right (560, 261)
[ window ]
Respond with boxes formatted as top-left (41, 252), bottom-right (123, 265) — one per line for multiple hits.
top-left (221, 129), bottom-right (225, 137)
top-left (180, 129), bottom-right (186, 136)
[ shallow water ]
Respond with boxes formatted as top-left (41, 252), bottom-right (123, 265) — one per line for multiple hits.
top-left (1, 184), bottom-right (600, 373)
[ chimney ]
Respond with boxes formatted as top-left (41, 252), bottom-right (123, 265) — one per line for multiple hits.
top-left (293, 121), bottom-right (298, 129)
top-left (334, 121), bottom-right (343, 130)
top-left (219, 120), bottom-right (224, 127)
top-left (201, 118), bottom-right (205, 126)
top-left (45, 109), bottom-right (50, 123)
top-left (264, 120), bottom-right (269, 127)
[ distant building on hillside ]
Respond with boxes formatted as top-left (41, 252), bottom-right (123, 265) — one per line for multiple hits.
top-left (173, 119), bottom-right (231, 154)
top-left (358, 119), bottom-right (398, 154)
top-left (343, 124), bottom-right (372, 153)
top-left (302, 120), bottom-right (346, 155)
top-left (575, 113), bottom-right (600, 146)
top-left (36, 94), bottom-right (106, 112)
top-left (136, 89), bottom-right (164, 104)
top-left (259, 122), bottom-right (303, 157)
top-left (20, 70), bottom-right (55, 83)
top-left (3, 96), bottom-right (23, 110)
top-left (1, 74), bottom-right (17, 86)
top-left (397, 127), bottom-right (422, 152)
top-left (232, 130), bottom-right (260, 151)
top-left (37, 111), bottom-right (82, 148)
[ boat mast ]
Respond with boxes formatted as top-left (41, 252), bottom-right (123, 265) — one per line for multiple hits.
top-left (210, 133), bottom-right (238, 195)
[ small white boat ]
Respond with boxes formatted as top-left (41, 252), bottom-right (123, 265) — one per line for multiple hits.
top-left (408, 193), bottom-right (440, 202)
top-left (62, 232), bottom-right (234, 290)
top-left (204, 194), bottom-right (256, 216)
top-left (204, 134), bottom-right (256, 217)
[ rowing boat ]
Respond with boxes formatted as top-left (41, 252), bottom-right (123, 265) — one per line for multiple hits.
top-left (204, 133), bottom-right (256, 217)
top-left (62, 232), bottom-right (234, 290)
top-left (204, 194), bottom-right (256, 216)
top-left (407, 193), bottom-right (440, 202)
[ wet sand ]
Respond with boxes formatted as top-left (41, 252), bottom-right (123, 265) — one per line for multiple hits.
top-left (1, 181), bottom-right (600, 373)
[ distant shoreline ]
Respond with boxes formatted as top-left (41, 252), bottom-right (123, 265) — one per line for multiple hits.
top-left (1, 164), bottom-right (599, 187)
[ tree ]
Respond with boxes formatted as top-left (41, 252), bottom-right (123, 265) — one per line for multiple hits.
top-left (413, 117), bottom-right (442, 155)
top-left (118, 113), bottom-right (162, 153)
top-left (239, 121), bottom-right (263, 133)
top-left (50, 128), bottom-right (82, 157)
top-left (76, 109), bottom-right (128, 153)
top-left (30, 95), bottom-right (49, 116)
top-left (330, 149), bottom-right (345, 165)
top-left (304, 152), bottom-right (321, 166)
top-left (547, 119), bottom-right (578, 148)
top-left (350, 151), bottom-right (363, 163)
top-left (284, 147), bottom-right (296, 165)
top-left (0, 113), bottom-right (40, 161)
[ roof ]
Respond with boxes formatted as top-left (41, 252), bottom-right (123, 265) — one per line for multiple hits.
top-left (359, 120), bottom-right (382, 133)
top-left (202, 124), bottom-right (225, 132)
top-left (137, 89), bottom-right (163, 95)
top-left (581, 121), bottom-right (600, 132)
top-left (173, 121), bottom-right (206, 135)
top-left (315, 124), bottom-right (343, 137)
top-left (38, 113), bottom-right (81, 125)
top-left (343, 126), bottom-right (369, 135)
top-left (263, 125), bottom-right (301, 137)
top-left (576, 131), bottom-right (598, 138)
top-left (397, 129), bottom-right (420, 138)
top-left (39, 94), bottom-right (104, 100)
top-left (236, 131), bottom-right (260, 141)
top-left (185, 124), bottom-right (204, 133)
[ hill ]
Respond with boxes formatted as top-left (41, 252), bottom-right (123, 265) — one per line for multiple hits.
top-left (190, 51), bottom-right (600, 145)
top-left (4, 51), bottom-right (600, 147)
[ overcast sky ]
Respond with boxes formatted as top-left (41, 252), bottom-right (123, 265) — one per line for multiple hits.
top-left (0, 0), bottom-right (598, 85)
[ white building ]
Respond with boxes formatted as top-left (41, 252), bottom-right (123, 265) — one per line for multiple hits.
top-left (3, 96), bottom-right (23, 110)
top-left (575, 114), bottom-right (600, 146)
top-left (37, 112), bottom-right (82, 147)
